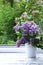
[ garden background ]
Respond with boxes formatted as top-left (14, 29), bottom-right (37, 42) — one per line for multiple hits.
top-left (0, 0), bottom-right (43, 48)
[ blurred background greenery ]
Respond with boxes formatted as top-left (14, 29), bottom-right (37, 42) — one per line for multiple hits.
top-left (0, 0), bottom-right (43, 47)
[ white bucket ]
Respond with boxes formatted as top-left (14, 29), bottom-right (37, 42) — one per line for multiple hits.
top-left (25, 43), bottom-right (36, 58)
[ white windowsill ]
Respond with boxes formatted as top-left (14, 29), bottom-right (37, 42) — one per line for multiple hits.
top-left (0, 46), bottom-right (43, 65)
top-left (0, 45), bottom-right (43, 53)
top-left (0, 46), bottom-right (25, 53)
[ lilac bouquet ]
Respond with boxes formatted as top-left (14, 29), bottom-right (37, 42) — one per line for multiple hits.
top-left (13, 21), bottom-right (39, 47)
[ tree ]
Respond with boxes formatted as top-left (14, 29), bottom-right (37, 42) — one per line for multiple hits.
top-left (3, 0), bottom-right (14, 7)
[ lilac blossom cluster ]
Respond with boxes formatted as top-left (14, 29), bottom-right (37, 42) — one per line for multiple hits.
top-left (14, 21), bottom-right (39, 47)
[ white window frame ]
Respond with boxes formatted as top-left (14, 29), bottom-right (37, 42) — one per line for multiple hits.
top-left (0, 45), bottom-right (25, 53)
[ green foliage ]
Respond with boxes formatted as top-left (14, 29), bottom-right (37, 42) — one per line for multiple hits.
top-left (0, 0), bottom-right (43, 47)
top-left (14, 0), bottom-right (43, 24)
top-left (25, 0), bottom-right (42, 24)
top-left (0, 0), bottom-right (25, 44)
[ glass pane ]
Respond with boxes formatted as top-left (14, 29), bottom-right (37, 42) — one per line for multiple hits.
top-left (0, 0), bottom-right (16, 45)
top-left (0, 0), bottom-right (43, 46)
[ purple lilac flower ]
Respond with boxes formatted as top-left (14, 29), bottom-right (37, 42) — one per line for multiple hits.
top-left (13, 25), bottom-right (22, 32)
top-left (13, 25), bottom-right (20, 32)
top-left (29, 29), bottom-right (33, 34)
top-left (21, 23), bottom-right (29, 30)
top-left (16, 40), bottom-right (21, 47)
top-left (14, 21), bottom-right (39, 47)
top-left (29, 38), bottom-right (34, 44)
top-left (16, 37), bottom-right (26, 47)
top-left (26, 21), bottom-right (34, 28)
top-left (22, 34), bottom-right (28, 40)
top-left (24, 30), bottom-right (29, 34)
top-left (13, 25), bottom-right (23, 32)
top-left (30, 24), bottom-right (39, 34)
top-left (21, 21), bottom-right (36, 31)
top-left (20, 37), bottom-right (27, 44)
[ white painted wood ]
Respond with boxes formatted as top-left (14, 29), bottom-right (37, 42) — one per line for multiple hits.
top-left (0, 46), bottom-right (25, 53)
top-left (0, 46), bottom-right (43, 53)
top-left (0, 46), bottom-right (43, 65)
top-left (25, 43), bottom-right (36, 58)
